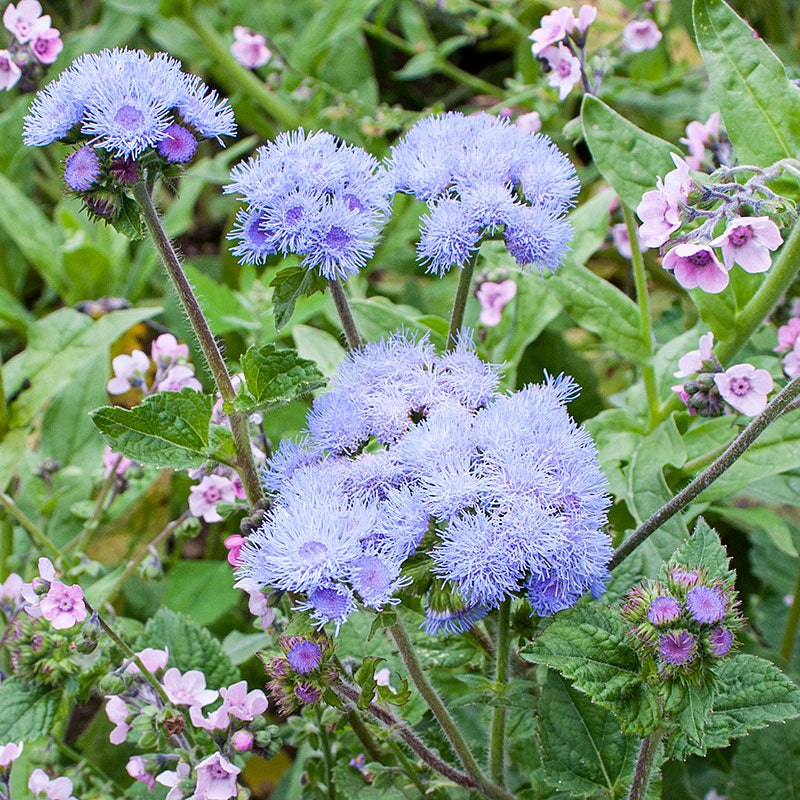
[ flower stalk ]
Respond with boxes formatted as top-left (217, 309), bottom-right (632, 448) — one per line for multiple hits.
top-left (328, 280), bottom-right (363, 350)
top-left (627, 728), bottom-right (665, 800)
top-left (447, 251), bottom-right (480, 350)
top-left (489, 600), bottom-right (511, 785)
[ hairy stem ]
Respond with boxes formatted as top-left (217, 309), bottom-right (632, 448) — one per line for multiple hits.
top-left (388, 740), bottom-right (427, 798)
top-left (328, 280), bottom-right (363, 350)
top-left (0, 492), bottom-right (60, 560)
top-left (344, 703), bottom-right (385, 763)
top-left (447, 252), bottom-right (479, 351)
top-left (611, 373), bottom-right (800, 568)
top-left (627, 729), bottom-right (664, 800)
top-left (132, 181), bottom-right (264, 509)
top-left (489, 601), bottom-right (511, 786)
top-left (781, 563), bottom-right (800, 661)
top-left (316, 706), bottom-right (337, 800)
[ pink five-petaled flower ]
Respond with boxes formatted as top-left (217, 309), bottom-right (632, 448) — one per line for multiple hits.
top-left (540, 43), bottom-right (582, 100)
top-left (662, 243), bottom-right (729, 293)
top-left (775, 318), bottom-right (800, 353)
top-left (189, 753), bottom-right (240, 800)
top-left (674, 331), bottom-right (714, 378)
top-left (710, 216), bottom-right (783, 273)
top-left (28, 768), bottom-right (77, 800)
top-left (622, 18), bottom-right (662, 53)
top-left (0, 572), bottom-right (23, 605)
top-left (156, 761), bottom-right (191, 800)
top-left (20, 556), bottom-right (56, 618)
top-left (30, 25), bottom-right (62, 64)
top-left (784, 342), bottom-right (800, 379)
top-left (0, 741), bottom-right (23, 770)
top-left (680, 112), bottom-right (720, 170)
top-left (575, 4), bottom-right (597, 35)
top-left (635, 156), bottom-right (692, 249)
top-left (107, 350), bottom-right (150, 394)
top-left (219, 680), bottom-right (268, 722)
top-left (476, 279), bottom-right (517, 326)
top-left (162, 667), bottom-right (219, 708)
top-left (714, 363), bottom-right (773, 416)
top-left (230, 25), bottom-right (272, 69)
top-left (188, 474), bottom-right (236, 523)
top-left (224, 534), bottom-right (247, 566)
top-left (39, 581), bottom-right (86, 630)
top-left (0, 50), bottom-right (21, 90)
top-left (150, 333), bottom-right (189, 370)
top-left (3, 0), bottom-right (47, 43)
top-left (529, 6), bottom-right (575, 55)
top-left (105, 695), bottom-right (131, 745)
top-left (156, 365), bottom-right (202, 393)
top-left (125, 646), bottom-right (169, 674)
top-left (127, 756), bottom-right (156, 792)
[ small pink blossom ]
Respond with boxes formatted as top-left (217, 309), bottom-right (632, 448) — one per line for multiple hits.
top-left (476, 279), bottom-right (517, 326)
top-left (151, 333), bottom-right (189, 370)
top-left (375, 667), bottom-right (397, 694)
top-left (107, 350), bottom-right (150, 394)
top-left (671, 383), bottom-right (696, 415)
top-left (156, 761), bottom-right (191, 800)
top-left (680, 112), bottom-right (720, 170)
top-left (30, 25), bottom-right (62, 64)
top-left (231, 475), bottom-right (246, 500)
top-left (157, 365), bottom-right (202, 393)
top-left (126, 756), bottom-right (155, 792)
top-left (39, 581), bottom-right (87, 629)
top-left (28, 768), bottom-right (76, 800)
top-left (230, 26), bottom-right (271, 69)
top-left (20, 557), bottom-right (55, 618)
top-left (540, 43), bottom-right (582, 100)
top-left (189, 474), bottom-right (236, 523)
top-left (237, 579), bottom-right (275, 630)
top-left (775, 318), bottom-right (800, 353)
top-left (636, 182), bottom-right (681, 248)
top-left (515, 111), bottom-right (541, 134)
top-left (0, 50), bottom-right (21, 90)
top-left (224, 534), bottom-right (247, 566)
top-left (189, 753), bottom-right (240, 800)
top-left (783, 342), bottom-right (800, 379)
top-left (103, 446), bottom-right (133, 478)
top-left (162, 667), bottom-right (219, 708)
top-left (219, 680), bottom-right (268, 722)
top-left (233, 730), bottom-right (254, 751)
top-left (575, 5), bottom-right (597, 35)
top-left (662, 243), bottom-right (729, 294)
top-left (710, 216), bottom-right (783, 273)
top-left (0, 572), bottom-right (23, 605)
top-left (0, 741), bottom-right (23, 769)
top-left (622, 19), bottom-right (662, 52)
top-left (662, 153), bottom-right (693, 199)
top-left (188, 702), bottom-right (229, 732)
top-left (674, 332), bottom-right (714, 378)
top-left (529, 6), bottom-right (575, 54)
top-left (126, 646), bottom-right (169, 674)
top-left (714, 364), bottom-right (773, 415)
top-left (3, 0), bottom-right (46, 43)
top-left (105, 695), bottom-right (131, 744)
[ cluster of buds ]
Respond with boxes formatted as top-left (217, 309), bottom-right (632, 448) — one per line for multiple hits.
top-left (671, 332), bottom-right (774, 417)
top-left (621, 562), bottom-right (743, 685)
top-left (262, 634), bottom-right (335, 715)
top-left (473, 267), bottom-right (517, 328)
top-left (0, 0), bottom-right (61, 93)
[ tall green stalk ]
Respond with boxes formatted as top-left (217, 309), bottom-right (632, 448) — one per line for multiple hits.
top-left (489, 600), bottom-right (511, 785)
top-left (447, 252), bottom-right (480, 350)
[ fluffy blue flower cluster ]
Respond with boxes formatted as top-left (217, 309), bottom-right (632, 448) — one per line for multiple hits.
top-left (224, 130), bottom-right (392, 278)
top-left (238, 331), bottom-right (610, 636)
top-left (387, 112), bottom-right (578, 275)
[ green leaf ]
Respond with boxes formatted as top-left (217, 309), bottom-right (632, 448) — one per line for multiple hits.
top-left (664, 517), bottom-right (733, 578)
top-left (347, 297), bottom-right (447, 348)
top-left (662, 680), bottom-right (718, 758)
top-left (354, 656), bottom-right (384, 710)
top-left (520, 604), bottom-right (658, 735)
top-left (183, 262), bottom-right (257, 336)
top-left (693, 0), bottom-right (800, 166)
top-left (0, 677), bottom-right (60, 742)
top-left (712, 505), bottom-right (799, 558)
top-left (221, 630), bottom-right (271, 667)
top-left (729, 718), bottom-right (800, 799)
top-left (537, 673), bottom-right (639, 798)
top-left (137, 607), bottom-right (239, 690)
top-left (292, 324), bottom-right (346, 379)
top-left (581, 95), bottom-right (678, 209)
top-left (90, 388), bottom-right (214, 470)
top-left (161, 561), bottom-right (241, 625)
top-left (0, 284), bottom-right (34, 334)
top-left (270, 266), bottom-right (327, 331)
top-left (238, 343), bottom-right (325, 413)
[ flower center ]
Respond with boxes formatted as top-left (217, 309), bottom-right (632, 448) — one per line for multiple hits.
top-left (688, 250), bottom-right (711, 267)
top-left (0, 56), bottom-right (12, 72)
top-left (729, 376), bottom-right (751, 396)
top-left (325, 226), bottom-right (350, 250)
top-left (286, 205), bottom-right (304, 224)
top-left (59, 597), bottom-right (74, 611)
top-left (245, 214), bottom-right (269, 246)
top-left (557, 60), bottom-right (572, 77)
top-left (343, 193), bottom-right (364, 212)
top-left (114, 105), bottom-right (145, 131)
top-left (728, 225), bottom-right (753, 247)
top-left (204, 486), bottom-right (221, 502)
top-left (33, 38), bottom-right (48, 54)
top-left (298, 540), bottom-right (328, 561)
top-left (210, 764), bottom-right (228, 779)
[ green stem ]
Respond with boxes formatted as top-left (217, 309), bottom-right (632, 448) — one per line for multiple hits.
top-left (447, 252), bottom-right (479, 351)
top-left (316, 706), bottom-right (337, 800)
top-left (344, 703), bottom-right (385, 764)
top-left (67, 456), bottom-right (119, 553)
top-left (781, 563), bottom-right (800, 661)
top-left (489, 601), bottom-right (511, 786)
top-left (328, 280), bottom-right (363, 350)
top-left (0, 493), bottom-right (60, 560)
top-left (132, 182), bottom-right (265, 510)
top-left (388, 741), bottom-right (427, 797)
top-left (627, 729), bottom-right (664, 800)
top-left (1, 513), bottom-right (12, 581)
top-left (623, 204), bottom-right (659, 428)
top-left (0, 358), bottom-right (8, 440)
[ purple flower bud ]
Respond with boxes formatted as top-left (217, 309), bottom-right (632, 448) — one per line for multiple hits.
top-left (108, 157), bottom-right (140, 185)
top-left (64, 146), bottom-right (101, 191)
top-left (286, 640), bottom-right (323, 674)
top-left (669, 567), bottom-right (700, 588)
top-left (157, 123), bottom-right (198, 163)
top-left (686, 585), bottom-right (726, 624)
top-left (295, 681), bottom-right (321, 705)
top-left (658, 630), bottom-right (696, 665)
top-left (233, 730), bottom-right (254, 751)
top-left (646, 595), bottom-right (681, 625)
top-left (707, 625), bottom-right (733, 657)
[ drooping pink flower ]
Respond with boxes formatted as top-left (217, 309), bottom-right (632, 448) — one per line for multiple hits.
top-left (28, 768), bottom-right (76, 800)
top-left (575, 5), bottom-right (597, 35)
top-left (162, 667), bottom-right (219, 708)
top-left (156, 365), bottom-right (202, 393)
top-left (238, 579), bottom-right (275, 630)
top-left (775, 318), bottom-right (800, 353)
top-left (622, 19), bottom-right (662, 52)
top-left (231, 474), bottom-right (246, 500)
top-left (680, 112), bottom-right (720, 170)
top-left (126, 756), bottom-right (156, 792)
top-left (188, 702), bottom-right (229, 732)
top-left (0, 50), bottom-right (21, 90)
top-left (105, 695), bottom-right (131, 744)
top-left (529, 6), bottom-right (575, 54)
top-left (150, 333), bottom-right (189, 370)
top-left (190, 753), bottom-right (240, 800)
top-left (230, 26), bottom-right (271, 69)
top-left (219, 680), bottom-right (268, 722)
top-left (636, 182), bottom-right (681, 248)
top-left (662, 153), bottom-right (693, 199)
top-left (3, 0), bottom-right (46, 43)
top-left (0, 572), bottom-right (24, 605)
top-left (476, 279), bottom-right (517, 326)
top-left (515, 111), bottom-right (542, 134)
top-left (188, 474), bottom-right (236, 523)
top-left (107, 350), bottom-right (150, 394)
top-left (39, 581), bottom-right (86, 630)
top-left (783, 341), bottom-right (800, 379)
top-left (674, 331), bottom-right (714, 378)
top-left (156, 761), bottom-right (191, 800)
top-left (0, 741), bottom-right (23, 769)
top-left (125, 646), bottom-right (169, 674)
top-left (30, 25), bottom-right (62, 64)
top-left (224, 534), bottom-right (247, 566)
top-left (233, 730), bottom-right (254, 751)
top-left (540, 43), bottom-right (582, 100)
top-left (714, 363), bottom-right (773, 415)
top-left (710, 216), bottom-right (783, 273)
top-left (662, 243), bottom-right (729, 293)
top-left (103, 446), bottom-right (133, 478)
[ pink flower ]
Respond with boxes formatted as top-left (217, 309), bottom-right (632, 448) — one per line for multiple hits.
top-left (775, 318), bottom-right (800, 353)
top-left (0, 741), bottom-right (23, 769)
top-left (151, 333), bottom-right (189, 370)
top-left (540, 43), bottom-right (582, 100)
top-left (157, 365), bottom-right (202, 393)
top-left (610, 222), bottom-right (644, 259)
top-left (219, 680), bottom-right (268, 722)
top-left (126, 756), bottom-right (155, 792)
top-left (237, 579), bottom-right (275, 630)
top-left (231, 475), bottom-right (246, 500)
top-left (476, 279), bottom-right (517, 326)
top-left (189, 753), bottom-right (240, 800)
top-left (636, 182), bottom-right (681, 248)
top-left (515, 111), bottom-right (541, 134)
top-left (622, 19), bottom-right (662, 52)
top-left (0, 572), bottom-right (23, 605)
top-left (104, 695), bottom-right (131, 744)
top-left (662, 243), bottom-right (729, 293)
top-left (188, 702), bottom-right (229, 732)
top-left (575, 5), bottom-right (597, 35)
top-left (103, 446), bottom-right (133, 478)
top-left (20, 557), bottom-right (56, 618)
top-left (233, 730), bottom-right (254, 751)
top-left (107, 350), bottom-right (150, 394)
top-left (224, 534), bottom-right (247, 567)
top-left (680, 112), bottom-right (720, 170)
top-left (674, 332), bottom-right (714, 378)
top-left (710, 216), bottom-right (783, 273)
top-left (3, 0), bottom-right (46, 43)
top-left (529, 6), bottom-right (575, 55)
top-left (0, 50), bottom-right (21, 90)
top-left (662, 154), bottom-right (693, 199)
top-left (784, 343), bottom-right (800, 379)
top-left (230, 26), bottom-right (271, 69)
top-left (156, 761), bottom-right (191, 800)
top-left (671, 383), bottom-right (696, 415)
top-left (28, 768), bottom-right (76, 800)
top-left (714, 364), bottom-right (773, 415)
top-left (126, 646), bottom-right (169, 674)
top-left (162, 667), bottom-right (219, 708)
top-left (189, 475), bottom-right (236, 523)
top-left (39, 581), bottom-right (86, 630)
top-left (30, 25), bottom-right (62, 64)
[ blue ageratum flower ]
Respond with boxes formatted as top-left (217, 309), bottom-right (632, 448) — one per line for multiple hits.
top-left (225, 129), bottom-right (393, 278)
top-left (237, 329), bottom-right (611, 636)
top-left (387, 111), bottom-right (578, 275)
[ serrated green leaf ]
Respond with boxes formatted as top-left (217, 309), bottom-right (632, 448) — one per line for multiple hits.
top-left (520, 604), bottom-right (658, 735)
top-left (729, 717), bottom-right (800, 799)
top-left (90, 388), bottom-right (214, 470)
top-left (0, 677), bottom-right (60, 742)
top-left (662, 680), bottom-right (717, 759)
top-left (270, 266), bottom-right (327, 331)
top-left (354, 656), bottom-right (384, 710)
top-left (137, 607), bottom-right (239, 690)
top-left (663, 518), bottom-right (733, 579)
top-left (537, 673), bottom-right (639, 798)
